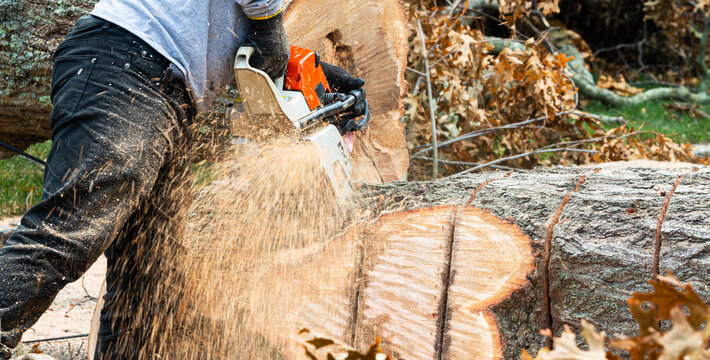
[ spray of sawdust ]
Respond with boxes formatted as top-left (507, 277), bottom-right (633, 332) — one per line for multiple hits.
top-left (154, 136), bottom-right (357, 359)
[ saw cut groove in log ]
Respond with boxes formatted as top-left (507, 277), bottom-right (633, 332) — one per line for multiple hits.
top-left (441, 207), bottom-right (534, 360)
top-left (465, 171), bottom-right (515, 206)
top-left (283, 0), bottom-right (410, 183)
top-left (547, 167), bottom-right (710, 346)
top-left (354, 207), bottom-right (455, 360)
top-left (542, 174), bottom-right (589, 346)
top-left (653, 172), bottom-right (687, 276)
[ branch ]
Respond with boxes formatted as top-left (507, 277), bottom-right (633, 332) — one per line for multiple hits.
top-left (417, 19), bottom-right (440, 179)
top-left (449, 148), bottom-right (599, 177)
top-left (485, 36), bottom-right (525, 53)
top-left (410, 110), bottom-right (575, 158)
top-left (557, 40), bottom-right (710, 106)
top-left (411, 156), bottom-right (517, 171)
top-left (537, 131), bottom-right (642, 150)
top-left (571, 72), bottom-right (710, 106)
top-left (573, 111), bottom-right (626, 125)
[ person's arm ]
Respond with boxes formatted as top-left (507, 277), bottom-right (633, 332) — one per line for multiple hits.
top-left (235, 0), bottom-right (283, 20)
top-left (236, 0), bottom-right (290, 79)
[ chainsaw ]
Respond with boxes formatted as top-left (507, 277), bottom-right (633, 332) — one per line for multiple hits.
top-left (233, 46), bottom-right (369, 199)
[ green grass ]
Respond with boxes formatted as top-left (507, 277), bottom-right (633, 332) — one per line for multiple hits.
top-left (0, 142), bottom-right (219, 218)
top-left (583, 100), bottom-right (710, 144)
top-left (0, 141), bottom-right (51, 217)
top-left (193, 161), bottom-right (218, 189)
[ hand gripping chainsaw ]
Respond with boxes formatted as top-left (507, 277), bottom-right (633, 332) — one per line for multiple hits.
top-left (233, 46), bottom-right (369, 199)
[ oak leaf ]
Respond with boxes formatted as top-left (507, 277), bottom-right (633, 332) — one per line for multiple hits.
top-left (521, 321), bottom-right (608, 360)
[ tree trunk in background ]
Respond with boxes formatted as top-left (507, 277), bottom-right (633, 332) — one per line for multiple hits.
top-left (0, 0), bottom-right (95, 158)
top-left (0, 0), bottom-right (411, 183)
top-left (239, 166), bottom-right (709, 359)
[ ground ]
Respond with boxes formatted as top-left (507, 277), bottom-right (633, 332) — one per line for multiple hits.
top-left (15, 255), bottom-right (105, 360)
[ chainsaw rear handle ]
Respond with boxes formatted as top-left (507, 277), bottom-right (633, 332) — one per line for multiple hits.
top-left (296, 89), bottom-right (369, 132)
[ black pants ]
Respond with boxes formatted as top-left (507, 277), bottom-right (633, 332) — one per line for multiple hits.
top-left (0, 16), bottom-right (195, 359)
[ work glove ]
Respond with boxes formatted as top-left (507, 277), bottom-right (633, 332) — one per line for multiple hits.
top-left (321, 62), bottom-right (370, 133)
top-left (246, 12), bottom-right (290, 80)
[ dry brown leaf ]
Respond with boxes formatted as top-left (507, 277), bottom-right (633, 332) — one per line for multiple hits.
top-left (597, 75), bottom-right (643, 96)
top-left (651, 307), bottom-right (710, 360)
top-left (300, 329), bottom-right (391, 360)
top-left (522, 321), bottom-right (608, 360)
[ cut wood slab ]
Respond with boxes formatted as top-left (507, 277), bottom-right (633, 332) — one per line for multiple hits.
top-left (233, 166), bottom-right (709, 359)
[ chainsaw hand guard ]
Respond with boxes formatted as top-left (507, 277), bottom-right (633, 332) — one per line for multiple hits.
top-left (320, 62), bottom-right (365, 93)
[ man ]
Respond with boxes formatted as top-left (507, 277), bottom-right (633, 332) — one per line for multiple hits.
top-left (0, 0), bottom-right (366, 358)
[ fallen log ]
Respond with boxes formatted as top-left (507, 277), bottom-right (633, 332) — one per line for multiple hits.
top-left (234, 166), bottom-right (709, 359)
top-left (0, 0), bottom-right (411, 182)
top-left (0, 0), bottom-right (90, 158)
top-left (87, 165), bottom-right (710, 359)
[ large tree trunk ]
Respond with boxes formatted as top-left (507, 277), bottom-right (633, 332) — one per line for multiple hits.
top-left (235, 166), bottom-right (709, 359)
top-left (0, 0), bottom-right (94, 158)
top-left (0, 0), bottom-right (410, 182)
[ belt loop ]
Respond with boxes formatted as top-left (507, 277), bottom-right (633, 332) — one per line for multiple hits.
top-left (101, 21), bottom-right (111, 29)
top-left (161, 64), bottom-right (186, 83)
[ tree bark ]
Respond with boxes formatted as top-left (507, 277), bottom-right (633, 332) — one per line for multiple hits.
top-left (0, 0), bottom-right (94, 158)
top-left (236, 166), bottom-right (709, 359)
top-left (0, 0), bottom-right (411, 183)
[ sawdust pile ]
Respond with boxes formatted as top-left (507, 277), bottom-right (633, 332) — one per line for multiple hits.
top-left (155, 137), bottom-right (357, 358)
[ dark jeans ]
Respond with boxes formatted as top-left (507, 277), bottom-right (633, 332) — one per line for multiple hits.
top-left (0, 16), bottom-right (195, 359)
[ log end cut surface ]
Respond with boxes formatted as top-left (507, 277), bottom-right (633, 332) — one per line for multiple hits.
top-left (248, 205), bottom-right (535, 360)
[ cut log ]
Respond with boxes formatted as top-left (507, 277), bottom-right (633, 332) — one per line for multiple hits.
top-left (85, 166), bottom-right (709, 358)
top-left (0, 0), bottom-right (411, 183)
top-left (233, 166), bottom-right (709, 359)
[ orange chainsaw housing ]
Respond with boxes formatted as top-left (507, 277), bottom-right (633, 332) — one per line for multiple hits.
top-left (284, 46), bottom-right (331, 110)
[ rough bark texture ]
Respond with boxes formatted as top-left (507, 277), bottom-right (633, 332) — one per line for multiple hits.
top-left (0, 0), bottom-right (95, 158)
top-left (235, 166), bottom-right (710, 359)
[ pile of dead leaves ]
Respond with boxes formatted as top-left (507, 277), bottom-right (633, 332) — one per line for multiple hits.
top-left (523, 275), bottom-right (710, 359)
top-left (403, 1), bottom-right (707, 180)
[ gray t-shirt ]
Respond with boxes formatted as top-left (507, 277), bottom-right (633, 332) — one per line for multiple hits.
top-left (91, 0), bottom-right (284, 114)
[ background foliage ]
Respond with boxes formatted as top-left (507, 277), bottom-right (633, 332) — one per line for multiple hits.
top-left (404, 0), bottom-right (710, 180)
